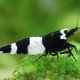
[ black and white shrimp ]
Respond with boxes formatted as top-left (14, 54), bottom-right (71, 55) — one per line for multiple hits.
top-left (0, 27), bottom-right (79, 62)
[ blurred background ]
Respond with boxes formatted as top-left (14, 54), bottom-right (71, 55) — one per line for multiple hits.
top-left (0, 0), bottom-right (80, 79)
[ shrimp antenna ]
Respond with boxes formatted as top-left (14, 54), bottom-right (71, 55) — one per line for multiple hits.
top-left (76, 0), bottom-right (79, 27)
top-left (76, 15), bottom-right (78, 28)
